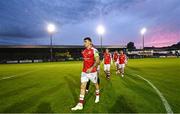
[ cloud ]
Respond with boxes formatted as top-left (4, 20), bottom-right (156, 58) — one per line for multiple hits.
top-left (0, 0), bottom-right (179, 47)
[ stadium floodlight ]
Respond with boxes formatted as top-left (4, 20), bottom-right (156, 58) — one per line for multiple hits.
top-left (96, 25), bottom-right (105, 57)
top-left (47, 24), bottom-right (56, 34)
top-left (140, 27), bottom-right (147, 49)
top-left (97, 25), bottom-right (105, 35)
top-left (141, 27), bottom-right (147, 35)
top-left (47, 23), bottom-right (56, 62)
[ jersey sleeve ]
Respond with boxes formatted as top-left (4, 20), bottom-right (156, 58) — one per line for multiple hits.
top-left (93, 48), bottom-right (99, 58)
top-left (110, 53), bottom-right (112, 58)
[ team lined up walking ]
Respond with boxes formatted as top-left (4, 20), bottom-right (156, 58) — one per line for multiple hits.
top-left (71, 37), bottom-right (128, 111)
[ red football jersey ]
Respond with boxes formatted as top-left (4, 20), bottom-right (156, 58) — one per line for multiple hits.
top-left (113, 52), bottom-right (118, 61)
top-left (118, 54), bottom-right (125, 64)
top-left (104, 52), bottom-right (112, 64)
top-left (82, 47), bottom-right (99, 73)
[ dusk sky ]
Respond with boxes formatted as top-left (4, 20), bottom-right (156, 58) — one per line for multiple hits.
top-left (0, 0), bottom-right (180, 48)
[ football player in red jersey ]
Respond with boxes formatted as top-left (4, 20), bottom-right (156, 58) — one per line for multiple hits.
top-left (85, 44), bottom-right (100, 94)
top-left (113, 50), bottom-right (119, 71)
top-left (117, 50), bottom-right (126, 77)
top-left (71, 37), bottom-right (100, 111)
top-left (103, 49), bottom-right (112, 79)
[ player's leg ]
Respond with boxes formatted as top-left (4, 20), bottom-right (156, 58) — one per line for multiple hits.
top-left (71, 82), bottom-right (87, 110)
top-left (116, 64), bottom-right (120, 74)
top-left (107, 64), bottom-right (110, 79)
top-left (86, 77), bottom-right (100, 94)
top-left (94, 82), bottom-right (100, 103)
top-left (86, 65), bottom-right (100, 94)
top-left (121, 67), bottom-right (124, 77)
top-left (104, 64), bottom-right (106, 72)
top-left (90, 72), bottom-right (100, 103)
top-left (119, 64), bottom-right (123, 76)
top-left (119, 64), bottom-right (124, 77)
top-left (97, 65), bottom-right (100, 85)
top-left (97, 76), bottom-right (100, 84)
top-left (115, 62), bottom-right (118, 71)
top-left (71, 73), bottom-right (88, 111)
top-left (115, 62), bottom-right (117, 70)
top-left (80, 82), bottom-right (87, 98)
top-left (121, 64), bottom-right (125, 77)
top-left (104, 64), bottom-right (108, 78)
top-left (86, 80), bottom-right (90, 93)
top-left (116, 62), bottom-right (119, 72)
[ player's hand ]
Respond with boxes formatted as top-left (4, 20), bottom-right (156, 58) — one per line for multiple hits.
top-left (86, 67), bottom-right (93, 73)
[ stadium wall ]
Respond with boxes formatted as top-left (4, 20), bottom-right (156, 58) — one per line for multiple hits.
top-left (0, 45), bottom-right (126, 63)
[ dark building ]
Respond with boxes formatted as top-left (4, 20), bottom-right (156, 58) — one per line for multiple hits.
top-left (0, 45), bottom-right (126, 63)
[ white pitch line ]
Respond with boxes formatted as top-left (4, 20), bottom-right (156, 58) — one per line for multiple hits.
top-left (0, 70), bottom-right (38, 81)
top-left (132, 73), bottom-right (173, 114)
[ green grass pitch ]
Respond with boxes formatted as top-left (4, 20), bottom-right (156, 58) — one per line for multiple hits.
top-left (0, 58), bottom-right (179, 113)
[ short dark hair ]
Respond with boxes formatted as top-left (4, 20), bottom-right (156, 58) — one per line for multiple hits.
top-left (84, 37), bottom-right (92, 42)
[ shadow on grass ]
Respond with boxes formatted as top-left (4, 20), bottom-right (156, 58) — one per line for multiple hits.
top-left (3, 83), bottom-right (63, 113)
top-left (35, 102), bottom-right (53, 113)
top-left (109, 96), bottom-right (136, 113)
top-left (0, 84), bottom-right (39, 99)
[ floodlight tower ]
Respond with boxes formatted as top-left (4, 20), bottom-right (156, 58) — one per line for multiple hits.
top-left (140, 27), bottom-right (147, 50)
top-left (97, 25), bottom-right (105, 54)
top-left (47, 23), bottom-right (56, 62)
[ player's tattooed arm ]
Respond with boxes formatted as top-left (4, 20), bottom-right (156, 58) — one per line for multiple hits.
top-left (93, 56), bottom-right (100, 67)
